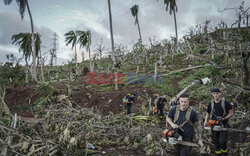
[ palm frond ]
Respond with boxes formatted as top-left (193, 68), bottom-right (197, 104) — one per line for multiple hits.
top-left (16, 0), bottom-right (27, 19)
top-left (11, 32), bottom-right (32, 60)
top-left (162, 0), bottom-right (177, 15)
top-left (130, 4), bottom-right (139, 25)
top-left (64, 31), bottom-right (77, 50)
top-left (3, 0), bottom-right (14, 5)
top-left (76, 31), bottom-right (88, 48)
top-left (35, 33), bottom-right (41, 56)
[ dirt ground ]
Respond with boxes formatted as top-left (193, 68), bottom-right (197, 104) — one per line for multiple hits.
top-left (4, 84), bottom-right (43, 117)
top-left (3, 82), bottom-right (249, 156)
top-left (4, 83), bottom-right (157, 117)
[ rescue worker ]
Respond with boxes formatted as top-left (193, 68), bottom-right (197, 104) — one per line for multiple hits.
top-left (154, 94), bottom-right (167, 117)
top-left (167, 94), bottom-right (203, 156)
top-left (125, 93), bottom-right (136, 114)
top-left (204, 88), bottom-right (233, 156)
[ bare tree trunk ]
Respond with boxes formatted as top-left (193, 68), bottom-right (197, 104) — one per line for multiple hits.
top-left (88, 43), bottom-right (93, 72)
top-left (154, 62), bottom-right (157, 82)
top-left (81, 50), bottom-right (84, 62)
top-left (242, 52), bottom-right (249, 86)
top-left (39, 50), bottom-right (44, 82)
top-left (176, 81), bottom-right (197, 99)
top-left (238, 15), bottom-right (241, 28)
top-left (108, 0), bottom-right (118, 90)
top-left (136, 17), bottom-right (142, 45)
top-left (173, 9), bottom-right (178, 53)
top-left (25, 66), bottom-right (29, 83)
top-left (26, 0), bottom-right (37, 82)
top-left (247, 14), bottom-right (249, 27)
top-left (159, 55), bottom-right (163, 68)
top-left (74, 44), bottom-right (78, 75)
top-left (146, 53), bottom-right (149, 66)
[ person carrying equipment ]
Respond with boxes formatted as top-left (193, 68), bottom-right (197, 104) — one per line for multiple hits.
top-left (166, 94), bottom-right (203, 156)
top-left (123, 93), bottom-right (136, 114)
top-left (204, 88), bottom-right (233, 156)
top-left (154, 94), bottom-right (167, 117)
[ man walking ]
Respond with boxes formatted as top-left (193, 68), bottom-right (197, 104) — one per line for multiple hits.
top-left (124, 93), bottom-right (136, 114)
top-left (167, 94), bottom-right (203, 156)
top-left (154, 94), bottom-right (167, 117)
top-left (204, 88), bottom-right (233, 156)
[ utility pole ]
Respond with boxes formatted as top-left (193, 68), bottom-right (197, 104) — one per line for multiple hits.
top-left (50, 32), bottom-right (58, 66)
top-left (108, 0), bottom-right (118, 90)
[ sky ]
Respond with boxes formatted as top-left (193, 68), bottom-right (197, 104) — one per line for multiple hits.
top-left (0, 0), bottom-right (249, 65)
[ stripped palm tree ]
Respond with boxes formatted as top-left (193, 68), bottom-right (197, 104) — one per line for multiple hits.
top-left (130, 4), bottom-right (143, 45)
top-left (4, 0), bottom-right (37, 81)
top-left (158, 0), bottom-right (178, 52)
top-left (64, 31), bottom-right (78, 74)
top-left (108, 0), bottom-right (118, 90)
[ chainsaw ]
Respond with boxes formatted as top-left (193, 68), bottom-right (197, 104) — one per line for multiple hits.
top-left (162, 128), bottom-right (200, 147)
top-left (205, 120), bottom-right (250, 132)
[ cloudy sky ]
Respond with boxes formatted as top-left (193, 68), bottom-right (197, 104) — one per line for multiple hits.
top-left (0, 0), bottom-right (248, 65)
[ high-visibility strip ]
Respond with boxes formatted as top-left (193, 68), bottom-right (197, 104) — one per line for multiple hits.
top-left (221, 148), bottom-right (228, 153)
top-left (215, 150), bottom-right (222, 154)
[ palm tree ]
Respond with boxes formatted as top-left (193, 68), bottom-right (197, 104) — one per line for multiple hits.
top-left (158, 0), bottom-right (178, 52)
top-left (12, 32), bottom-right (40, 65)
top-left (108, 0), bottom-right (118, 90)
top-left (64, 31), bottom-right (78, 74)
top-left (130, 4), bottom-right (142, 45)
top-left (77, 30), bottom-right (93, 71)
top-left (4, 0), bottom-right (37, 81)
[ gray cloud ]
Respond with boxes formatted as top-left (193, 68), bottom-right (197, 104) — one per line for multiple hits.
top-left (195, 0), bottom-right (250, 28)
top-left (1, 0), bottom-right (245, 64)
top-left (0, 12), bottom-right (30, 45)
top-left (0, 12), bottom-right (58, 64)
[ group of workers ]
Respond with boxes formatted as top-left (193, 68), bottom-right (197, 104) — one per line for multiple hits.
top-left (123, 88), bottom-right (234, 156)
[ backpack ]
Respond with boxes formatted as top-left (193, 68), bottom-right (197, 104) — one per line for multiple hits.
top-left (123, 93), bottom-right (131, 103)
top-left (210, 98), bottom-right (226, 118)
top-left (173, 105), bottom-right (194, 128)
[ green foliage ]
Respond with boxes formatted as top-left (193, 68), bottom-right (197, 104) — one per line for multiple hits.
top-left (193, 43), bottom-right (207, 54)
top-left (144, 76), bottom-right (174, 96)
top-left (0, 117), bottom-right (12, 125)
top-left (0, 65), bottom-right (25, 86)
top-left (36, 81), bottom-right (56, 98)
top-left (168, 71), bottom-right (184, 79)
top-left (239, 29), bottom-right (250, 42)
top-left (188, 84), bottom-right (213, 101)
top-left (173, 53), bottom-right (184, 59)
top-left (179, 66), bottom-right (221, 90)
top-left (13, 96), bottom-right (48, 116)
top-left (98, 85), bottom-right (114, 92)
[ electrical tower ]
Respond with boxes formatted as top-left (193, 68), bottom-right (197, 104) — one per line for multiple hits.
top-left (50, 32), bottom-right (59, 66)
